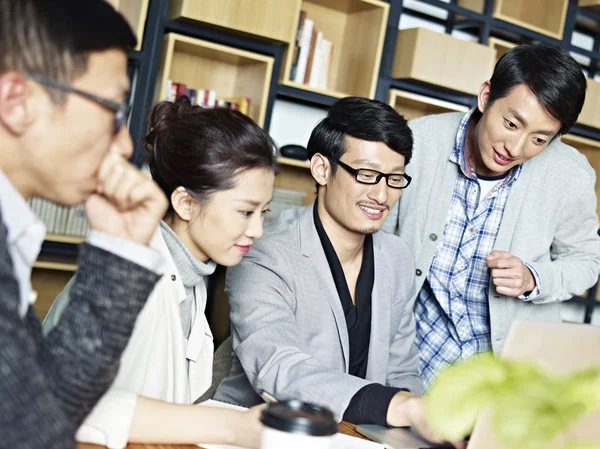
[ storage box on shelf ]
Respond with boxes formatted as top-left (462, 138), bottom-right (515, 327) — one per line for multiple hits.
top-left (457, 0), bottom-right (569, 39)
top-left (168, 0), bottom-right (301, 43)
top-left (391, 27), bottom-right (496, 96)
top-left (106, 0), bottom-right (149, 51)
top-left (156, 33), bottom-right (273, 127)
top-left (387, 89), bottom-right (469, 121)
top-left (281, 0), bottom-right (389, 99)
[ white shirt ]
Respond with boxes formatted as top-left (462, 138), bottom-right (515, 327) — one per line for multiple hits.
top-left (44, 229), bottom-right (214, 449)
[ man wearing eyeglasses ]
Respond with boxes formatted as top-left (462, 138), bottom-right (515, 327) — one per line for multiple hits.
top-left (0, 1), bottom-right (167, 447)
top-left (214, 97), bottom-right (461, 448)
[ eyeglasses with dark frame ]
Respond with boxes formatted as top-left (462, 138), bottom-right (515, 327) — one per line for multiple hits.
top-left (25, 73), bottom-right (131, 135)
top-left (336, 159), bottom-right (412, 189)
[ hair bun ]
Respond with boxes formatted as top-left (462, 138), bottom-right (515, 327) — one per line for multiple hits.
top-left (144, 95), bottom-right (195, 154)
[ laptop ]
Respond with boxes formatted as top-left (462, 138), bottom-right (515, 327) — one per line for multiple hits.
top-left (357, 321), bottom-right (600, 449)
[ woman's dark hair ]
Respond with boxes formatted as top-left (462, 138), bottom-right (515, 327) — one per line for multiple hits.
top-left (145, 96), bottom-right (277, 216)
top-left (307, 96), bottom-right (413, 178)
top-left (488, 43), bottom-right (587, 136)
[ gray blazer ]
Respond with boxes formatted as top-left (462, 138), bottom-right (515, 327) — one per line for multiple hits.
top-left (384, 112), bottom-right (600, 352)
top-left (214, 205), bottom-right (422, 420)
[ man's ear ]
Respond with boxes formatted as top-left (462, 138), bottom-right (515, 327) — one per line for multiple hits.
top-left (310, 153), bottom-right (331, 187)
top-left (477, 80), bottom-right (491, 114)
top-left (171, 186), bottom-right (195, 222)
top-left (0, 72), bottom-right (32, 136)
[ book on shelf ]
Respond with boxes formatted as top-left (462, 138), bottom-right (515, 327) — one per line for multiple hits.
top-left (164, 81), bottom-right (252, 116)
top-left (290, 10), bottom-right (307, 82)
top-left (28, 198), bottom-right (89, 239)
top-left (290, 12), bottom-right (334, 90)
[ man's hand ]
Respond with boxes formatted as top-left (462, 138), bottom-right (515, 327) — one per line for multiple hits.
top-left (387, 392), bottom-right (466, 449)
top-left (85, 153), bottom-right (168, 246)
top-left (486, 251), bottom-right (536, 297)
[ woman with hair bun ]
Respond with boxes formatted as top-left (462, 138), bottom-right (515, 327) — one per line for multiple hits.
top-left (44, 96), bottom-right (277, 448)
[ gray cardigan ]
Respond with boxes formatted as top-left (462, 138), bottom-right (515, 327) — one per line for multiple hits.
top-left (384, 112), bottom-right (600, 352)
top-left (0, 205), bottom-right (162, 448)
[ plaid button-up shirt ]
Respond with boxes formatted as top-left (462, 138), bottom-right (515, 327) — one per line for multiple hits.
top-left (415, 108), bottom-right (539, 388)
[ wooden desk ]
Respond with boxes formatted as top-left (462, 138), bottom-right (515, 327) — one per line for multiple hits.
top-left (79, 422), bottom-right (365, 449)
top-left (78, 421), bottom-right (366, 449)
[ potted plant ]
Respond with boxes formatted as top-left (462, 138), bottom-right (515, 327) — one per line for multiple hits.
top-left (426, 352), bottom-right (600, 449)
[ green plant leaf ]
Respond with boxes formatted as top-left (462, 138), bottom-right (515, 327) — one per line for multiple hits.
top-left (561, 443), bottom-right (600, 449)
top-left (426, 353), bottom-right (509, 441)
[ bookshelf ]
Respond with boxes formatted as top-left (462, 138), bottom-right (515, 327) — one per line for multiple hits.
top-left (31, 269), bottom-right (74, 320)
top-left (156, 33), bottom-right (274, 127)
top-left (458, 0), bottom-right (569, 39)
top-left (274, 164), bottom-right (316, 207)
top-left (106, 0), bottom-right (149, 51)
top-left (579, 0), bottom-right (600, 11)
top-left (281, 0), bottom-right (389, 99)
top-left (391, 27), bottom-right (496, 96)
top-left (487, 37), bottom-right (516, 60)
top-left (168, 0), bottom-right (301, 43)
top-left (388, 89), bottom-right (469, 121)
top-left (277, 156), bottom-right (311, 169)
top-left (44, 234), bottom-right (85, 245)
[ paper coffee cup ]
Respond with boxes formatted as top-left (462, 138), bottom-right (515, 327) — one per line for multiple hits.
top-left (260, 400), bottom-right (337, 449)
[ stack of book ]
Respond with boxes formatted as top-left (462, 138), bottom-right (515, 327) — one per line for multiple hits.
top-left (289, 10), bottom-right (334, 90)
top-left (165, 81), bottom-right (251, 115)
top-left (28, 199), bottom-right (89, 238)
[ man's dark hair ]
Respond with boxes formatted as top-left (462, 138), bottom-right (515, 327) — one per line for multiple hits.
top-left (0, 0), bottom-right (136, 102)
top-left (145, 96), bottom-right (277, 217)
top-left (307, 96), bottom-right (413, 178)
top-left (488, 42), bottom-right (587, 136)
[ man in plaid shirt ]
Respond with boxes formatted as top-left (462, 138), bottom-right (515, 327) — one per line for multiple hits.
top-left (384, 43), bottom-right (600, 388)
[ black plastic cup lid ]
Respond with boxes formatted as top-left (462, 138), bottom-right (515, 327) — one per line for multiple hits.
top-left (260, 400), bottom-right (338, 436)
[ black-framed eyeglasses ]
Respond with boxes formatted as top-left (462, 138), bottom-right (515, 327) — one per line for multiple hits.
top-left (26, 73), bottom-right (131, 135)
top-left (336, 159), bottom-right (412, 189)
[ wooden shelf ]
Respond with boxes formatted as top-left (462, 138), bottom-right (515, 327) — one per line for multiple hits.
top-left (281, 0), bottom-right (389, 99)
top-left (392, 28), bottom-right (496, 96)
top-left (106, 0), bottom-right (149, 51)
top-left (156, 33), bottom-right (274, 127)
top-left (560, 133), bottom-right (600, 218)
top-left (488, 37), bottom-right (516, 61)
top-left (388, 89), bottom-right (469, 121)
top-left (277, 156), bottom-right (311, 169)
top-left (274, 165), bottom-right (316, 206)
top-left (578, 78), bottom-right (600, 130)
top-left (168, 0), bottom-right (301, 43)
top-left (458, 0), bottom-right (568, 39)
top-left (33, 253), bottom-right (78, 272)
top-left (31, 268), bottom-right (74, 321)
top-left (44, 234), bottom-right (85, 245)
top-left (579, 0), bottom-right (600, 11)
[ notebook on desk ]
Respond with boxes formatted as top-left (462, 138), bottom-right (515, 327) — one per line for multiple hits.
top-left (357, 321), bottom-right (600, 449)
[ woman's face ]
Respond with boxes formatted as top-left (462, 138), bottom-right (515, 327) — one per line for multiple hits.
top-left (176, 167), bottom-right (275, 266)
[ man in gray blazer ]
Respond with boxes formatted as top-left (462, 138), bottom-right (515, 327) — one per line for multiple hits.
top-left (383, 43), bottom-right (600, 388)
top-left (215, 97), bottom-right (456, 446)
